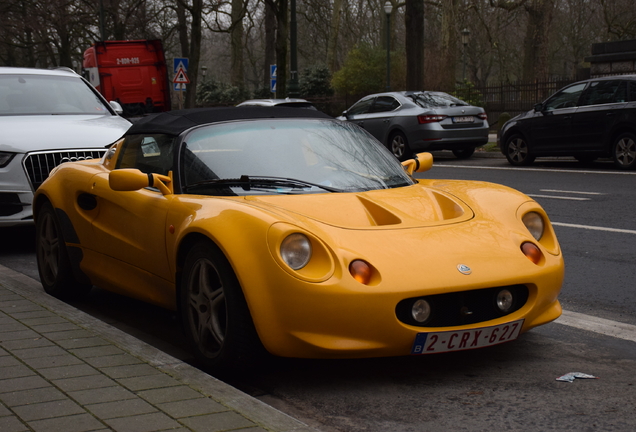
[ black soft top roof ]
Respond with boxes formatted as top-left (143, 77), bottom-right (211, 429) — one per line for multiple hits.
top-left (126, 106), bottom-right (333, 136)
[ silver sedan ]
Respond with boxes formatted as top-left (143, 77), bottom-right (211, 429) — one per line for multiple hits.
top-left (338, 91), bottom-right (489, 160)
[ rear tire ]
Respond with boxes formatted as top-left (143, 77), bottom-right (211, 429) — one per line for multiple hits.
top-left (504, 134), bottom-right (535, 166)
top-left (387, 131), bottom-right (411, 161)
top-left (612, 132), bottom-right (636, 170)
top-left (452, 147), bottom-right (475, 159)
top-left (180, 240), bottom-right (266, 372)
top-left (35, 202), bottom-right (91, 299)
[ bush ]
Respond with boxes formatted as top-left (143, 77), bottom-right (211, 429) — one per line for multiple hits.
top-left (197, 78), bottom-right (250, 106)
top-left (300, 64), bottom-right (334, 97)
top-left (452, 80), bottom-right (485, 107)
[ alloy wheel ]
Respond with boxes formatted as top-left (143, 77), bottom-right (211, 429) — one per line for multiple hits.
top-left (185, 257), bottom-right (227, 357)
top-left (614, 135), bottom-right (636, 169)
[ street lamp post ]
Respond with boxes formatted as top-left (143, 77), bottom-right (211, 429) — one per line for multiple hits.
top-left (461, 28), bottom-right (470, 81)
top-left (384, 1), bottom-right (393, 92)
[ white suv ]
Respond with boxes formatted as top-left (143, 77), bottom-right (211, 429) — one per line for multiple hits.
top-left (0, 67), bottom-right (132, 226)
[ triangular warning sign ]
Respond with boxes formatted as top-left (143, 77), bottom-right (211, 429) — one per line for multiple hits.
top-left (173, 68), bottom-right (190, 84)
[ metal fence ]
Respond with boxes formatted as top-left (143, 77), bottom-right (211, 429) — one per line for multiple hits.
top-left (453, 78), bottom-right (579, 128)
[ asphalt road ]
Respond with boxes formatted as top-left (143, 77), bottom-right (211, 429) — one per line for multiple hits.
top-left (1, 154), bottom-right (635, 431)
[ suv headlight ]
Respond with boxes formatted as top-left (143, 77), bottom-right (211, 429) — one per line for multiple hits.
top-left (0, 152), bottom-right (15, 168)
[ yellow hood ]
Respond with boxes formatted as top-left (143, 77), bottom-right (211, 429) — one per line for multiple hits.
top-left (244, 184), bottom-right (473, 229)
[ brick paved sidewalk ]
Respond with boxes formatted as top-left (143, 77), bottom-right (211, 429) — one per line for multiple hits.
top-left (0, 265), bottom-right (317, 432)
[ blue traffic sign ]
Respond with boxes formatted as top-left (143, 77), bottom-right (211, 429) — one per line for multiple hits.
top-left (174, 58), bottom-right (189, 74)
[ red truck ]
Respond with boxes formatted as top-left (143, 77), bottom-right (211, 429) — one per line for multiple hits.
top-left (83, 40), bottom-right (171, 117)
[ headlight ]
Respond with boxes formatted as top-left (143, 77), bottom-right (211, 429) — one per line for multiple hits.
top-left (0, 152), bottom-right (15, 168)
top-left (280, 233), bottom-right (312, 270)
top-left (522, 211), bottom-right (544, 240)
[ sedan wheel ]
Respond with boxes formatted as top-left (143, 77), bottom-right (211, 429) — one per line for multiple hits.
top-left (505, 134), bottom-right (535, 166)
top-left (388, 132), bottom-right (411, 161)
top-left (613, 133), bottom-right (636, 170)
top-left (36, 202), bottom-right (91, 299)
top-left (452, 147), bottom-right (475, 159)
top-left (181, 241), bottom-right (264, 370)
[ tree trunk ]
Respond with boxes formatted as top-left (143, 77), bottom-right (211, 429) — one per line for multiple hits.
top-left (230, 0), bottom-right (245, 88)
top-left (405, 0), bottom-right (424, 90)
top-left (185, 0), bottom-right (202, 108)
top-left (327, 0), bottom-right (343, 72)
top-left (439, 0), bottom-right (458, 90)
top-left (522, 0), bottom-right (555, 81)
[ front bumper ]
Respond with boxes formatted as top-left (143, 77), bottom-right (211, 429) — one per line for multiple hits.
top-left (241, 218), bottom-right (564, 359)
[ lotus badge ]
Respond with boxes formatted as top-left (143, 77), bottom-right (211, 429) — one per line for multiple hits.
top-left (457, 264), bottom-right (472, 275)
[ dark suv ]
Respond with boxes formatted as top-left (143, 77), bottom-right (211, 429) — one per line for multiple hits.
top-left (499, 75), bottom-right (636, 169)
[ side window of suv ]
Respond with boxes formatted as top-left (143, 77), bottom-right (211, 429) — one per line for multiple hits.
top-left (629, 81), bottom-right (636, 102)
top-left (578, 80), bottom-right (624, 106)
top-left (543, 83), bottom-right (587, 110)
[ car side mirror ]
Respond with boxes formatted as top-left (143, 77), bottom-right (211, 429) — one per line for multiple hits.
top-left (109, 169), bottom-right (172, 195)
top-left (109, 101), bottom-right (124, 115)
top-left (533, 103), bottom-right (543, 112)
top-left (341, 110), bottom-right (349, 118)
top-left (401, 152), bottom-right (433, 175)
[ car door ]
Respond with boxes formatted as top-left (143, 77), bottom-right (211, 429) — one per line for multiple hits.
top-left (362, 96), bottom-right (401, 143)
top-left (529, 82), bottom-right (587, 154)
top-left (570, 80), bottom-right (627, 151)
top-left (84, 134), bottom-right (175, 297)
top-left (344, 96), bottom-right (375, 130)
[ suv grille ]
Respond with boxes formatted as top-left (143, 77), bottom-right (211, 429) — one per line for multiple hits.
top-left (22, 149), bottom-right (106, 190)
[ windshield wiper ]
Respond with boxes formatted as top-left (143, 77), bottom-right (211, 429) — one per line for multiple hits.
top-left (184, 175), bottom-right (343, 193)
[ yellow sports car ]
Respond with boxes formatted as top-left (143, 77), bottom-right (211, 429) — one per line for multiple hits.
top-left (34, 107), bottom-right (563, 370)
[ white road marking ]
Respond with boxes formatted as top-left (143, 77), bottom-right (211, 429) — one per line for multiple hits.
top-left (552, 222), bottom-right (636, 235)
top-left (527, 194), bottom-right (590, 201)
top-left (556, 310), bottom-right (636, 343)
top-left (540, 189), bottom-right (603, 195)
top-left (433, 164), bottom-right (636, 175)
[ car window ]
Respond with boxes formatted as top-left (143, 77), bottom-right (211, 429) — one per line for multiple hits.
top-left (578, 80), bottom-right (626, 106)
top-left (347, 98), bottom-right (374, 115)
top-left (412, 92), bottom-right (468, 108)
top-left (369, 96), bottom-right (400, 113)
top-left (0, 74), bottom-right (111, 115)
top-left (543, 83), bottom-right (587, 110)
top-left (630, 81), bottom-right (636, 102)
top-left (116, 134), bottom-right (176, 176)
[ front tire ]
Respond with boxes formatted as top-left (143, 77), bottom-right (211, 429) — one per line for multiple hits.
top-left (35, 202), bottom-right (91, 299)
top-left (388, 131), bottom-right (411, 161)
top-left (452, 147), bottom-right (475, 159)
top-left (612, 132), bottom-right (636, 170)
top-left (504, 134), bottom-right (535, 166)
top-left (180, 240), bottom-right (264, 371)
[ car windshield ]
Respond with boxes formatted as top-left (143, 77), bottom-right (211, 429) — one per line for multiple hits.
top-left (412, 92), bottom-right (469, 108)
top-left (180, 118), bottom-right (415, 196)
top-left (0, 74), bottom-right (111, 116)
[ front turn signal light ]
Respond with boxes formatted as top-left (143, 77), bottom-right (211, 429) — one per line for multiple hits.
top-left (349, 260), bottom-right (373, 285)
top-left (521, 242), bottom-right (543, 265)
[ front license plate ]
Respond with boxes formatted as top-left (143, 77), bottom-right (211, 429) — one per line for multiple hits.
top-left (453, 116), bottom-right (475, 123)
top-left (411, 319), bottom-right (524, 355)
